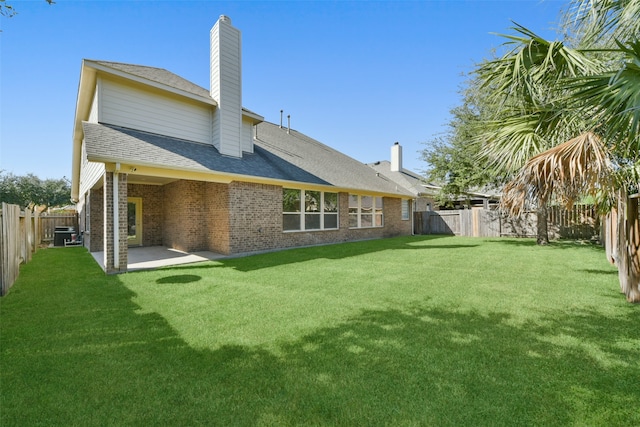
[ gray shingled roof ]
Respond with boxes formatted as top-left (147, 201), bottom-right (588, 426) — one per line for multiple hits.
top-left (82, 121), bottom-right (412, 196)
top-left (255, 123), bottom-right (408, 195)
top-left (83, 122), bottom-right (329, 184)
top-left (368, 160), bottom-right (434, 196)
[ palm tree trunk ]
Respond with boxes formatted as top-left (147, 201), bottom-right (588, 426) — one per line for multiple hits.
top-left (604, 209), bottom-right (617, 264)
top-left (616, 192), bottom-right (640, 303)
top-left (536, 203), bottom-right (549, 245)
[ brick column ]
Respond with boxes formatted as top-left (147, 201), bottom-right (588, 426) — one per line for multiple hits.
top-left (103, 171), bottom-right (128, 273)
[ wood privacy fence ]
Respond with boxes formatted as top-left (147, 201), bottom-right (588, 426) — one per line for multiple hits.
top-left (1, 203), bottom-right (39, 296)
top-left (0, 204), bottom-right (78, 296)
top-left (415, 205), bottom-right (599, 240)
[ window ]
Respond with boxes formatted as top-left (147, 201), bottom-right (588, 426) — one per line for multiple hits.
top-left (349, 194), bottom-right (383, 228)
top-left (401, 199), bottom-right (410, 220)
top-left (283, 189), bottom-right (338, 231)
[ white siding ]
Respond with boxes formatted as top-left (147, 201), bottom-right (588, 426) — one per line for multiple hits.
top-left (241, 118), bottom-right (254, 153)
top-left (79, 141), bottom-right (105, 197)
top-left (211, 105), bottom-right (221, 152)
top-left (99, 78), bottom-right (212, 145)
top-left (88, 90), bottom-right (99, 123)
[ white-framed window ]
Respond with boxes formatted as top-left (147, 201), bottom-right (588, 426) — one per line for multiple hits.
top-left (349, 194), bottom-right (383, 228)
top-left (401, 199), bottom-right (410, 220)
top-left (283, 189), bottom-right (338, 231)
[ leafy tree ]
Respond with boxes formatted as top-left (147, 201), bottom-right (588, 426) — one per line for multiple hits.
top-left (0, 171), bottom-right (71, 209)
top-left (421, 79), bottom-right (499, 208)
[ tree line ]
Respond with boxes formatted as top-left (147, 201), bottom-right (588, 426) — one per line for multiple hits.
top-left (0, 171), bottom-right (71, 209)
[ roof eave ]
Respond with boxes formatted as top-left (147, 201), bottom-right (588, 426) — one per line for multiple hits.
top-left (71, 61), bottom-right (97, 202)
top-left (85, 151), bottom-right (413, 199)
top-left (242, 109), bottom-right (264, 124)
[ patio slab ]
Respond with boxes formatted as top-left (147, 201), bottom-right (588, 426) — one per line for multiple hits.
top-left (91, 246), bottom-right (225, 272)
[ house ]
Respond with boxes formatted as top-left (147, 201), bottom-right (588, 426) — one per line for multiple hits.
top-left (71, 15), bottom-right (414, 273)
top-left (368, 142), bottom-right (438, 213)
top-left (369, 142), bottom-right (500, 213)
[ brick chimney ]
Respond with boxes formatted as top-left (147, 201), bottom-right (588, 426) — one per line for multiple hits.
top-left (210, 15), bottom-right (242, 158)
top-left (390, 142), bottom-right (402, 172)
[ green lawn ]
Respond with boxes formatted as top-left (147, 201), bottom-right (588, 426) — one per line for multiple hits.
top-left (1, 236), bottom-right (638, 426)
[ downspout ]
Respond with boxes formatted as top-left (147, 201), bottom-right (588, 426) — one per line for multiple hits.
top-left (411, 198), bottom-right (418, 236)
top-left (114, 163), bottom-right (120, 270)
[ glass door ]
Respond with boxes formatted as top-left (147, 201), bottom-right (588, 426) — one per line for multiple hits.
top-left (127, 197), bottom-right (142, 246)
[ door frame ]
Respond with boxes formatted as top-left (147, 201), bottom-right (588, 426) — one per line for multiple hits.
top-left (127, 197), bottom-right (143, 247)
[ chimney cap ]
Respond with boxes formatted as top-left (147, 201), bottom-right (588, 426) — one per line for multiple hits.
top-left (219, 15), bottom-right (231, 23)
top-left (394, 141), bottom-right (400, 145)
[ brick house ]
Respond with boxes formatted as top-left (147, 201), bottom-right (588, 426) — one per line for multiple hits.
top-left (71, 16), bottom-right (413, 273)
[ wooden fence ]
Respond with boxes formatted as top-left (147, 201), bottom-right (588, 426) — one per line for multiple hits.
top-left (415, 205), bottom-right (599, 240)
top-left (1, 203), bottom-right (39, 296)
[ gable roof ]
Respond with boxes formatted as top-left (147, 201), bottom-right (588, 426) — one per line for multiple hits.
top-left (80, 60), bottom-right (263, 121)
top-left (81, 121), bottom-right (413, 197)
top-left (368, 160), bottom-right (436, 197)
top-left (92, 61), bottom-right (211, 99)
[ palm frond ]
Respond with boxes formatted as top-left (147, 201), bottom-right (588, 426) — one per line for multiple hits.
top-left (568, 40), bottom-right (640, 153)
top-left (501, 132), bottom-right (614, 215)
top-left (478, 23), bottom-right (601, 107)
top-left (565, 0), bottom-right (640, 46)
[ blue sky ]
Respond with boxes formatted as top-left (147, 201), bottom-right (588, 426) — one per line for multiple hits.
top-left (0, 0), bottom-right (565, 180)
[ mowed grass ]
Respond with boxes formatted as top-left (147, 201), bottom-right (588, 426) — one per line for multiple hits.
top-left (1, 236), bottom-right (639, 426)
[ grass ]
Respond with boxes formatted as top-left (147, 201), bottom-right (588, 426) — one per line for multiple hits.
top-left (1, 236), bottom-right (639, 426)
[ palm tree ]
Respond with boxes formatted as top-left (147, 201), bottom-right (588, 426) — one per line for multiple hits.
top-left (476, 24), bottom-right (600, 244)
top-left (476, 0), bottom-right (640, 302)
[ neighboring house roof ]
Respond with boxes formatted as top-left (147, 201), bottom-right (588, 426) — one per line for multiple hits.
top-left (82, 121), bottom-right (413, 197)
top-left (368, 160), bottom-right (437, 198)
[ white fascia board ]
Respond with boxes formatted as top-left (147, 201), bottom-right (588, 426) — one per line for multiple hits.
top-left (241, 109), bottom-right (264, 124)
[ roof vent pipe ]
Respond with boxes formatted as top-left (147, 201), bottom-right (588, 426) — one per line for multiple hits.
top-left (279, 110), bottom-right (283, 128)
top-left (287, 115), bottom-right (291, 134)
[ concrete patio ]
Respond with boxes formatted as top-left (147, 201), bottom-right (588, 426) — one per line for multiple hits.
top-left (91, 246), bottom-right (225, 272)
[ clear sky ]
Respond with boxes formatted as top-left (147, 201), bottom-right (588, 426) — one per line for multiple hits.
top-left (0, 0), bottom-right (565, 180)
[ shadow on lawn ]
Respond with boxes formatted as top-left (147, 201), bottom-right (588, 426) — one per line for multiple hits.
top-left (491, 237), bottom-right (607, 252)
top-left (3, 249), bottom-right (638, 426)
top-left (207, 235), bottom-right (479, 272)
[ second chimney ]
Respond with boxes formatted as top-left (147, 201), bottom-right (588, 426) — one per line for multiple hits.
top-left (390, 142), bottom-right (402, 172)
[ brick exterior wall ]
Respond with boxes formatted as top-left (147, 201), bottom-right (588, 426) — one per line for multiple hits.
top-left (163, 180), bottom-right (207, 252)
top-left (415, 196), bottom-right (436, 212)
top-left (205, 182), bottom-right (231, 254)
top-left (88, 187), bottom-right (104, 252)
top-left (87, 176), bottom-right (412, 270)
top-left (221, 184), bottom-right (412, 254)
top-left (228, 182), bottom-right (283, 254)
top-left (128, 184), bottom-right (163, 246)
